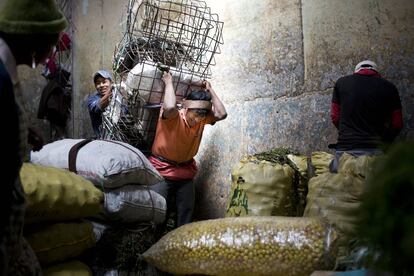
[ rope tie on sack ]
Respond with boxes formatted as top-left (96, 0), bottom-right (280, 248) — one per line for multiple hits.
top-left (68, 139), bottom-right (93, 173)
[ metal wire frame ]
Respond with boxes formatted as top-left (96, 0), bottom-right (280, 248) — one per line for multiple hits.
top-left (103, 0), bottom-right (223, 152)
top-left (115, 0), bottom-right (223, 78)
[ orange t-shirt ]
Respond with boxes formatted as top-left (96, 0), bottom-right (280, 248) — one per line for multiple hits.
top-left (151, 108), bottom-right (214, 163)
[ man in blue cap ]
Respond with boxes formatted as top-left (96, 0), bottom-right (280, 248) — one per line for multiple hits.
top-left (87, 70), bottom-right (114, 138)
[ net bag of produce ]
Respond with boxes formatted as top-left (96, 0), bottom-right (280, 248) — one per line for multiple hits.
top-left (337, 153), bottom-right (377, 179)
top-left (304, 153), bottom-right (378, 257)
top-left (143, 216), bottom-right (338, 276)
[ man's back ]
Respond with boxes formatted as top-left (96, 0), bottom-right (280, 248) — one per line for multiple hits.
top-left (333, 74), bottom-right (401, 150)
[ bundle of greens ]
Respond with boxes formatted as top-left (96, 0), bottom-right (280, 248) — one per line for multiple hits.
top-left (253, 147), bottom-right (299, 165)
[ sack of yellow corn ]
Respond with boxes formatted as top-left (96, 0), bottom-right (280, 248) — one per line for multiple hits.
top-left (21, 163), bottom-right (103, 224)
top-left (143, 216), bottom-right (338, 276)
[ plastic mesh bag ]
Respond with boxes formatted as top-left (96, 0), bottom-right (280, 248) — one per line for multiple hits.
top-left (143, 216), bottom-right (338, 276)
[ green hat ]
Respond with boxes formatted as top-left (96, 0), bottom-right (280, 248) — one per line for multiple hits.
top-left (0, 0), bottom-right (67, 34)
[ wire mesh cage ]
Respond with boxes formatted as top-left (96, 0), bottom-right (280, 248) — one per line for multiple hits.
top-left (102, 0), bottom-right (223, 153)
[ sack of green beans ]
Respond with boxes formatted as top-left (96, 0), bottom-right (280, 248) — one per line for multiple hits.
top-left (143, 216), bottom-right (338, 276)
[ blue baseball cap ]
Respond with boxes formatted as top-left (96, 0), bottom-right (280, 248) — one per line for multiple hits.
top-left (93, 70), bottom-right (113, 83)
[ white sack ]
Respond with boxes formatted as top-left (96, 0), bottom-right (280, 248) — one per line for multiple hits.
top-left (125, 62), bottom-right (203, 104)
top-left (30, 139), bottom-right (163, 189)
top-left (100, 185), bottom-right (166, 224)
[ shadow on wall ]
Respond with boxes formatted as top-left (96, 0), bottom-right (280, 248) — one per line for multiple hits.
top-left (194, 131), bottom-right (229, 220)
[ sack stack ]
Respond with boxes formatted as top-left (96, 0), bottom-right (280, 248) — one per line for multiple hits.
top-left (223, 148), bottom-right (378, 274)
top-left (21, 163), bottom-right (103, 274)
top-left (30, 139), bottom-right (167, 274)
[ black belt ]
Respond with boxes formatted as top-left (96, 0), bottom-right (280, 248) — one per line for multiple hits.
top-left (152, 154), bottom-right (194, 167)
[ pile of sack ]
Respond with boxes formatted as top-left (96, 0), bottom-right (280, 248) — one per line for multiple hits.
top-left (29, 138), bottom-right (167, 274)
top-left (21, 163), bottom-right (102, 275)
top-left (224, 148), bottom-right (378, 270)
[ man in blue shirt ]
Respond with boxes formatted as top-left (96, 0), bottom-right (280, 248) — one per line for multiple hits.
top-left (87, 70), bottom-right (113, 138)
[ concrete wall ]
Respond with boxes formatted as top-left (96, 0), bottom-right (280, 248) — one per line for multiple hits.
top-left (17, 0), bottom-right (414, 219)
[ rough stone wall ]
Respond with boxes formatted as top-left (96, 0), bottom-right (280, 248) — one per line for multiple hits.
top-left (302, 0), bottom-right (414, 139)
top-left (196, 0), bottom-right (326, 219)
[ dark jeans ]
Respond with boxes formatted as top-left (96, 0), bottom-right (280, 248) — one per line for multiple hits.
top-left (150, 178), bottom-right (195, 228)
top-left (329, 148), bottom-right (383, 173)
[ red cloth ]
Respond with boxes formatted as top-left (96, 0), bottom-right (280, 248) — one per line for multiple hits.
top-left (391, 109), bottom-right (403, 130)
top-left (148, 155), bottom-right (197, 181)
top-left (354, 69), bottom-right (381, 78)
top-left (57, 32), bottom-right (71, 51)
top-left (331, 101), bottom-right (340, 128)
top-left (44, 56), bottom-right (57, 75)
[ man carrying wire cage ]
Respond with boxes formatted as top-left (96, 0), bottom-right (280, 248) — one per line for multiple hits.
top-left (149, 71), bottom-right (227, 229)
